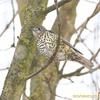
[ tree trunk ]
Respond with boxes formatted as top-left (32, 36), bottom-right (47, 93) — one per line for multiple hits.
top-left (1, 0), bottom-right (48, 100)
top-left (16, 0), bottom-right (29, 24)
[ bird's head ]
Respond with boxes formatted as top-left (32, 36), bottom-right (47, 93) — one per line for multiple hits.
top-left (30, 26), bottom-right (47, 38)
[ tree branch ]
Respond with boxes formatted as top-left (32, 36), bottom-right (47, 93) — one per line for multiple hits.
top-left (74, 1), bottom-right (100, 46)
top-left (0, 11), bottom-right (18, 37)
top-left (25, 62), bottom-right (51, 80)
top-left (45, 0), bottom-right (72, 14)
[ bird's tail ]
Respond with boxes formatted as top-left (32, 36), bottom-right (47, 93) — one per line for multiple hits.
top-left (75, 55), bottom-right (93, 72)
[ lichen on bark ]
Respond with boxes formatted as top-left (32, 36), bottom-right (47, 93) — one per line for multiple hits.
top-left (1, 0), bottom-right (48, 100)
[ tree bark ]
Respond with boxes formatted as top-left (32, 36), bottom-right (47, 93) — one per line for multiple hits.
top-left (52, 0), bottom-right (79, 41)
top-left (1, 0), bottom-right (48, 100)
top-left (16, 0), bottom-right (29, 24)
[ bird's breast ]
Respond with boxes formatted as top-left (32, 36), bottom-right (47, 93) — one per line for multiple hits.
top-left (36, 32), bottom-right (58, 59)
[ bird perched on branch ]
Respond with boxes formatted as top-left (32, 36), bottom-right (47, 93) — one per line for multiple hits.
top-left (30, 26), bottom-right (93, 71)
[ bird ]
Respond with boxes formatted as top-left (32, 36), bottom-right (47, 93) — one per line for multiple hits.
top-left (30, 26), bottom-right (93, 71)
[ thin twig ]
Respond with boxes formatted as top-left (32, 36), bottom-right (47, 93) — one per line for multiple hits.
top-left (62, 67), bottom-right (84, 78)
top-left (60, 61), bottom-right (67, 74)
top-left (25, 62), bottom-right (51, 80)
top-left (73, 1), bottom-right (100, 47)
top-left (81, 39), bottom-right (98, 64)
top-left (76, 65), bottom-right (100, 76)
top-left (11, 0), bottom-right (15, 47)
top-left (84, 41), bottom-right (100, 64)
top-left (0, 11), bottom-right (18, 37)
top-left (44, 74), bottom-right (54, 100)
top-left (56, 94), bottom-right (73, 100)
top-left (54, 0), bottom-right (61, 57)
top-left (44, 74), bottom-right (72, 100)
top-left (84, 0), bottom-right (98, 4)
top-left (90, 48), bottom-right (100, 62)
top-left (0, 67), bottom-right (9, 71)
top-left (0, 47), bottom-right (13, 51)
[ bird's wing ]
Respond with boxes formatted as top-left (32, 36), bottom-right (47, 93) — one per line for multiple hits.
top-left (48, 30), bottom-right (83, 55)
top-left (62, 39), bottom-right (83, 55)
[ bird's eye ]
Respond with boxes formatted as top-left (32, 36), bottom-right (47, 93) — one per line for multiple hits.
top-left (37, 27), bottom-right (41, 30)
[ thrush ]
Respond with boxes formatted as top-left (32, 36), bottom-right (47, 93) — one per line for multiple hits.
top-left (30, 26), bottom-right (93, 71)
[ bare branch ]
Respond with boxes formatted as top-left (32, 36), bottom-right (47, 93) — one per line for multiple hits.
top-left (53, 0), bottom-right (61, 58)
top-left (59, 61), bottom-right (67, 74)
top-left (25, 62), bottom-right (51, 80)
top-left (61, 49), bottom-right (100, 78)
top-left (62, 67), bottom-right (84, 78)
top-left (62, 65), bottom-right (100, 78)
top-left (11, 0), bottom-right (15, 47)
top-left (81, 39), bottom-right (99, 64)
top-left (0, 67), bottom-right (9, 71)
top-left (0, 11), bottom-right (18, 37)
top-left (76, 65), bottom-right (100, 76)
top-left (0, 47), bottom-right (13, 51)
top-left (56, 94), bottom-right (72, 100)
top-left (74, 1), bottom-right (100, 46)
top-left (44, 74), bottom-right (72, 100)
top-left (0, 0), bottom-right (16, 51)
top-left (84, 0), bottom-right (98, 4)
top-left (45, 0), bottom-right (72, 14)
top-left (90, 48), bottom-right (100, 61)
top-left (44, 74), bottom-right (54, 100)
